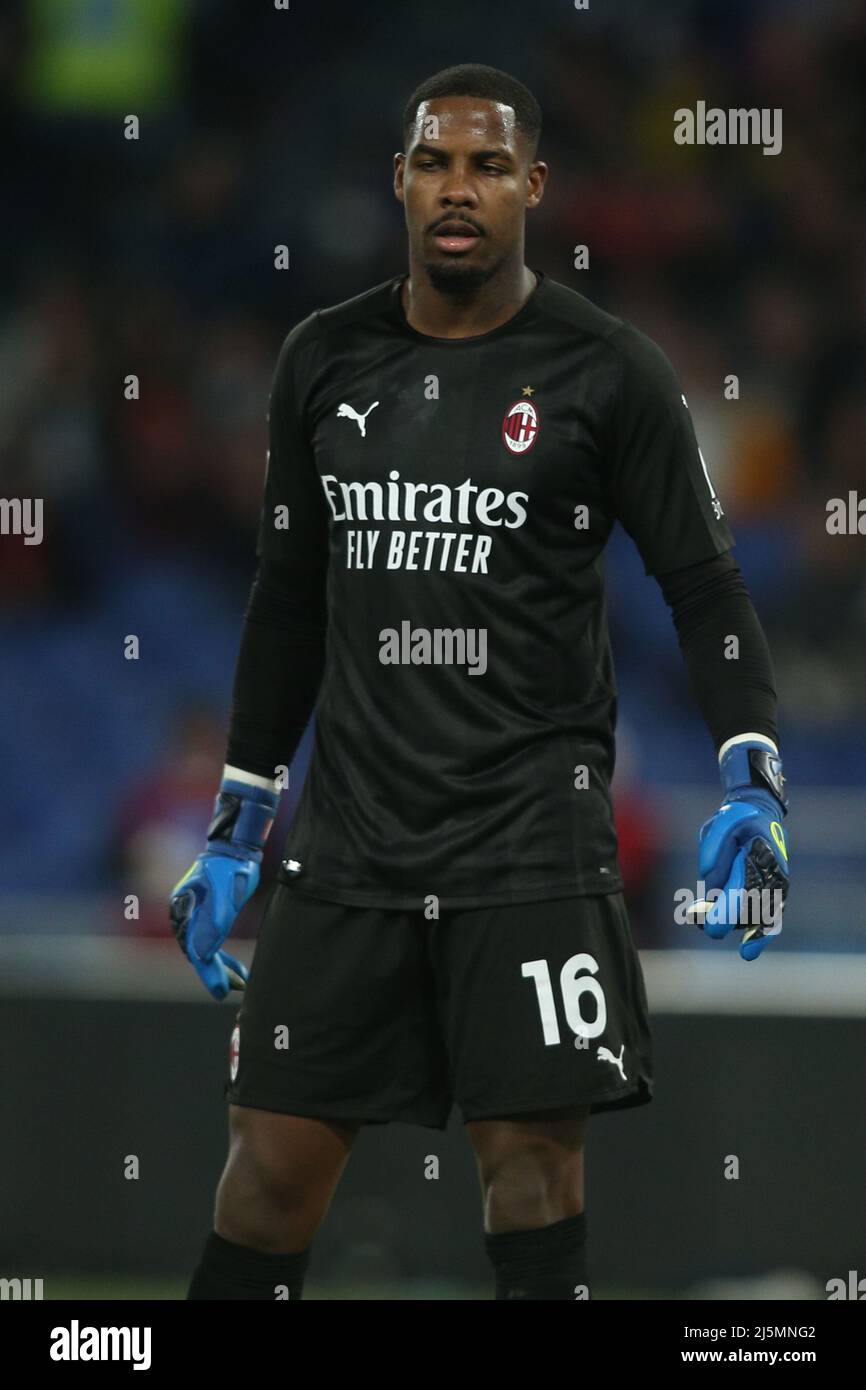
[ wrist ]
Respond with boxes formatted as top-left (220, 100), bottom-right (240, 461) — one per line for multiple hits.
top-left (719, 738), bottom-right (788, 815)
top-left (223, 763), bottom-right (281, 794)
top-left (718, 732), bottom-right (778, 762)
top-left (206, 770), bottom-right (281, 855)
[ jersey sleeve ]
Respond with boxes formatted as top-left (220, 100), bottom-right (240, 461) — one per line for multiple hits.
top-left (257, 315), bottom-right (329, 576)
top-left (604, 322), bottom-right (735, 577)
top-left (224, 317), bottom-right (329, 779)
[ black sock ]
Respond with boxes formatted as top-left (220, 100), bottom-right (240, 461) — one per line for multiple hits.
top-left (187, 1230), bottom-right (311, 1301)
top-left (485, 1211), bottom-right (590, 1300)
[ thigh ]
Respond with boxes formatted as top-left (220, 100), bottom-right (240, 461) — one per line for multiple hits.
top-left (222, 1104), bottom-right (358, 1198)
top-left (433, 892), bottom-right (654, 1123)
top-left (215, 1106), bottom-right (359, 1249)
top-left (466, 1104), bottom-right (591, 1169)
top-left (226, 1103), bottom-right (359, 1171)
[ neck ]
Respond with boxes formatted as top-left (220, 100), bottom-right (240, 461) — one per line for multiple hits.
top-left (401, 253), bottom-right (537, 339)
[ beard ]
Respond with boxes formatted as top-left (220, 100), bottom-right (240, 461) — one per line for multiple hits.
top-left (423, 252), bottom-right (502, 297)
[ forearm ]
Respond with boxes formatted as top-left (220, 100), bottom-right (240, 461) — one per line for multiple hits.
top-left (225, 557), bottom-right (327, 781)
top-left (657, 551), bottom-right (778, 756)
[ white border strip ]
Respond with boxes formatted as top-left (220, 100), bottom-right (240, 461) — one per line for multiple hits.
top-left (0, 939), bottom-right (865, 1014)
top-left (641, 950), bottom-right (866, 1016)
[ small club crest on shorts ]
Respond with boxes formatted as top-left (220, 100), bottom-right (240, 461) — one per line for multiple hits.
top-left (229, 1023), bottom-right (240, 1082)
top-left (502, 399), bottom-right (540, 454)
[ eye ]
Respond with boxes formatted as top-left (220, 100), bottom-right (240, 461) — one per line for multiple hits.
top-left (482, 164), bottom-right (506, 175)
top-left (417, 160), bottom-right (441, 170)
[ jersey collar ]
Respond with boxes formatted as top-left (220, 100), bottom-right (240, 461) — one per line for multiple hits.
top-left (390, 268), bottom-right (546, 345)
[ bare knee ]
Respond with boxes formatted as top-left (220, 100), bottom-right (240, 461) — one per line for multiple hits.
top-left (478, 1138), bottom-right (584, 1231)
top-left (469, 1108), bottom-right (589, 1233)
top-left (215, 1106), bottom-right (357, 1251)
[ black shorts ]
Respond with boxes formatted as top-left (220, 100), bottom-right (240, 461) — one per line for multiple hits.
top-left (224, 873), bottom-right (653, 1130)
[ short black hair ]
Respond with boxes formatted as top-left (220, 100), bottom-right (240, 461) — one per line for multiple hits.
top-left (402, 64), bottom-right (542, 159)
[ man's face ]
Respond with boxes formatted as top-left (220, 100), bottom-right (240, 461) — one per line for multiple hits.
top-left (394, 96), bottom-right (546, 294)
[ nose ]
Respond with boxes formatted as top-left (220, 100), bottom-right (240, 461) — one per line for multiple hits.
top-left (438, 162), bottom-right (479, 208)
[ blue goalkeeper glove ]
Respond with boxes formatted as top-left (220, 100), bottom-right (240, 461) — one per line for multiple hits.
top-left (169, 773), bottom-right (279, 1000)
top-left (686, 740), bottom-right (790, 961)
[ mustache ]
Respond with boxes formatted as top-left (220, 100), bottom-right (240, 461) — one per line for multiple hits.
top-left (429, 216), bottom-right (484, 235)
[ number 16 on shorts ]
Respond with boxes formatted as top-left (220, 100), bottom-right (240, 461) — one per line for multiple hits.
top-left (522, 954), bottom-right (607, 1045)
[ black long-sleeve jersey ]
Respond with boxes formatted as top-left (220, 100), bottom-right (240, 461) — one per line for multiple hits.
top-left (227, 269), bottom-right (754, 910)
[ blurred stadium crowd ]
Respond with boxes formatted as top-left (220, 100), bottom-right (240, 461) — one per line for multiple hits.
top-left (0, 0), bottom-right (863, 944)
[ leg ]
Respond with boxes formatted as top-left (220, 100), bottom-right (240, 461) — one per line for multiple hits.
top-left (216, 1104), bottom-right (359, 1250)
top-left (467, 1103), bottom-right (590, 1233)
top-left (440, 893), bottom-right (653, 1298)
top-left (191, 886), bottom-right (446, 1297)
top-left (187, 1105), bottom-right (358, 1299)
top-left (467, 1104), bottom-right (592, 1300)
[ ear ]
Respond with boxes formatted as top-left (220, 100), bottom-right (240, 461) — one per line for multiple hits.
top-left (393, 151), bottom-right (406, 203)
top-left (526, 161), bottom-right (549, 210)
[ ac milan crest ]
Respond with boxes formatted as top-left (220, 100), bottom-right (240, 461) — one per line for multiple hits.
top-left (229, 1023), bottom-right (240, 1082)
top-left (502, 399), bottom-right (540, 454)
